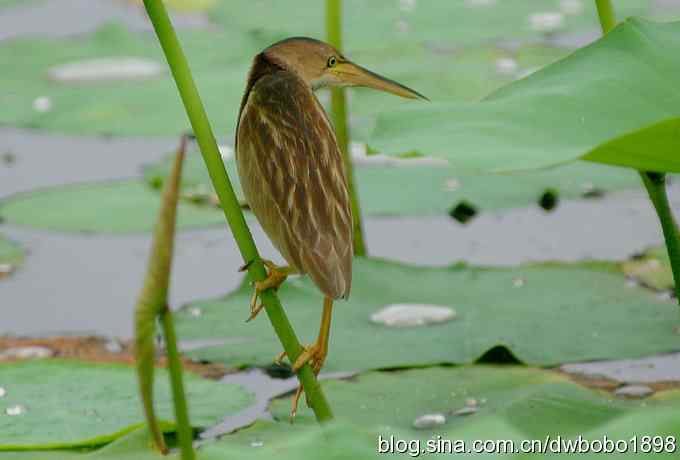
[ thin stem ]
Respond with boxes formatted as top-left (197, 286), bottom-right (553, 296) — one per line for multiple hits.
top-left (595, 0), bottom-right (616, 34)
top-left (326, 0), bottom-right (367, 256)
top-left (141, 0), bottom-right (334, 422)
top-left (594, 0), bottom-right (680, 303)
top-left (641, 173), bottom-right (680, 302)
top-left (160, 307), bottom-right (195, 460)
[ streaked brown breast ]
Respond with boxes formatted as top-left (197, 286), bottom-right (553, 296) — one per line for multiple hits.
top-left (235, 70), bottom-right (353, 299)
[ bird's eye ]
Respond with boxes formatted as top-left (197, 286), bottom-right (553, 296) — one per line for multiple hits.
top-left (327, 56), bottom-right (337, 68)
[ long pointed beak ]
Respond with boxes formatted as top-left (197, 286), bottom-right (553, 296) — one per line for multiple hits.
top-left (334, 61), bottom-right (428, 101)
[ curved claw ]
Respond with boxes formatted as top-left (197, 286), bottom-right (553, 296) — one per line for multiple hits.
top-left (244, 260), bottom-right (290, 322)
top-left (292, 343), bottom-right (325, 373)
top-left (290, 385), bottom-right (305, 421)
top-left (277, 342), bottom-right (327, 421)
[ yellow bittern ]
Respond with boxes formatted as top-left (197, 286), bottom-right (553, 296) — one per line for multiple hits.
top-left (235, 37), bottom-right (426, 415)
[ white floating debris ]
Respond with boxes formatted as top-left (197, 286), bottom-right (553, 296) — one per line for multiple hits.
top-left (0, 387), bottom-right (5, 398)
top-left (188, 307), bottom-right (202, 317)
top-left (580, 181), bottom-right (595, 193)
top-left (48, 58), bottom-right (164, 83)
top-left (399, 0), bottom-right (417, 13)
top-left (442, 178), bottom-right (461, 192)
top-left (512, 277), bottom-right (526, 288)
top-left (395, 19), bottom-right (410, 33)
top-left (495, 57), bottom-right (518, 76)
top-left (250, 440), bottom-right (264, 448)
top-left (413, 413), bottom-right (446, 429)
top-left (529, 12), bottom-right (564, 33)
top-left (0, 346), bottom-right (54, 360)
top-left (32, 96), bottom-right (52, 113)
top-left (218, 144), bottom-right (234, 160)
top-left (370, 304), bottom-right (457, 328)
top-left (560, 0), bottom-right (583, 16)
top-left (614, 384), bottom-right (653, 398)
top-left (0, 263), bottom-right (13, 276)
top-left (453, 405), bottom-right (478, 416)
top-left (5, 404), bottom-right (26, 416)
top-left (104, 338), bottom-right (123, 354)
top-left (465, 0), bottom-right (496, 7)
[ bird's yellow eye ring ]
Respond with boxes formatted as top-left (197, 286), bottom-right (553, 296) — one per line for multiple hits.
top-left (327, 56), bottom-right (337, 68)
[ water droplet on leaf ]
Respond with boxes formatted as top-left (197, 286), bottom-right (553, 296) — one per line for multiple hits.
top-left (495, 57), bottom-right (518, 76)
top-left (5, 404), bottom-right (26, 416)
top-left (529, 12), bottom-right (564, 33)
top-left (413, 413), bottom-right (446, 429)
top-left (560, 0), bottom-right (583, 15)
top-left (370, 304), bottom-right (456, 328)
top-left (395, 19), bottom-right (410, 33)
top-left (465, 0), bottom-right (496, 7)
top-left (48, 58), bottom-right (164, 82)
top-left (399, 0), bottom-right (416, 13)
top-left (442, 178), bottom-right (461, 192)
top-left (32, 96), bottom-right (52, 113)
top-left (512, 277), bottom-right (526, 288)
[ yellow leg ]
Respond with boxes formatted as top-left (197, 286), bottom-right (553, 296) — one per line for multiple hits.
top-left (241, 259), bottom-right (296, 322)
top-left (283, 297), bottom-right (334, 419)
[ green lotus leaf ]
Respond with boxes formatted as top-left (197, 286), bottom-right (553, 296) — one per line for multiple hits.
top-left (206, 366), bottom-right (680, 459)
top-left (0, 180), bottom-right (225, 233)
top-left (0, 360), bottom-right (254, 450)
top-left (369, 18), bottom-right (680, 174)
top-left (174, 257), bottom-right (679, 372)
top-left (9, 366), bottom-right (680, 459)
top-left (3, 2), bottom-right (636, 139)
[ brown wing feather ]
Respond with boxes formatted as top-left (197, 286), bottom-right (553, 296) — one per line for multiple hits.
top-left (236, 70), bottom-right (353, 299)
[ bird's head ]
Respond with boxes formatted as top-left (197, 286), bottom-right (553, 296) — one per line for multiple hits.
top-left (263, 37), bottom-right (427, 100)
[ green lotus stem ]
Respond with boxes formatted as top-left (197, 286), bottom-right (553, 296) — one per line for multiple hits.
top-left (595, 0), bottom-right (616, 34)
top-left (326, 0), bottom-right (367, 256)
top-left (595, 0), bottom-right (680, 303)
top-left (160, 305), bottom-right (195, 460)
top-left (134, 138), bottom-right (189, 455)
top-left (641, 173), bottom-right (680, 302)
top-left (141, 0), bottom-right (334, 422)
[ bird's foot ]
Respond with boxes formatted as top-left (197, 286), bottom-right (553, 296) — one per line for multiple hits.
top-left (275, 341), bottom-right (327, 419)
top-left (241, 259), bottom-right (290, 322)
top-left (275, 342), bottom-right (327, 373)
